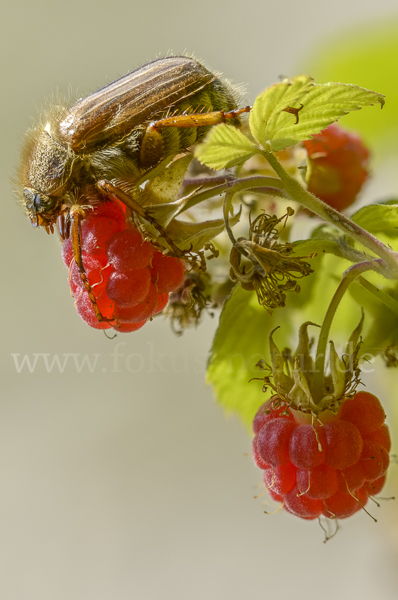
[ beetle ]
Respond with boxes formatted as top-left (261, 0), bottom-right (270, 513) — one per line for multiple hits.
top-left (17, 56), bottom-right (249, 322)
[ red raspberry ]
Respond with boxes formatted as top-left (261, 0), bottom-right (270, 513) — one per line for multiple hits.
top-left (107, 229), bottom-right (155, 270)
top-left (61, 237), bottom-right (74, 267)
top-left (112, 320), bottom-right (146, 333)
top-left (74, 290), bottom-right (113, 330)
top-left (256, 419), bottom-right (296, 466)
top-left (106, 269), bottom-right (151, 308)
top-left (365, 475), bottom-right (386, 496)
top-left (339, 392), bottom-right (386, 434)
top-left (337, 463), bottom-right (366, 493)
top-left (284, 486), bottom-right (323, 519)
top-left (113, 283), bottom-right (158, 323)
top-left (153, 292), bottom-right (169, 314)
top-left (358, 441), bottom-right (389, 482)
top-left (252, 391), bottom-right (390, 522)
top-left (253, 398), bottom-right (293, 434)
top-left (252, 438), bottom-right (269, 470)
top-left (323, 487), bottom-right (368, 520)
top-left (150, 252), bottom-right (185, 293)
top-left (81, 217), bottom-right (123, 256)
top-left (289, 424), bottom-right (326, 469)
top-left (296, 464), bottom-right (338, 500)
top-left (324, 420), bottom-right (363, 470)
top-left (303, 123), bottom-right (369, 212)
top-left (364, 424), bottom-right (391, 453)
top-left (69, 254), bottom-right (109, 294)
top-left (264, 463), bottom-right (296, 496)
top-left (86, 198), bottom-right (126, 227)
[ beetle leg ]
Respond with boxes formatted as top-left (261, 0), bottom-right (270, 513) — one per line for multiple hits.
top-left (97, 180), bottom-right (186, 260)
top-left (139, 106), bottom-right (251, 167)
top-left (70, 205), bottom-right (115, 324)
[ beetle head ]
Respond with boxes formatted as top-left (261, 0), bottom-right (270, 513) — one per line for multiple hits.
top-left (23, 187), bottom-right (60, 229)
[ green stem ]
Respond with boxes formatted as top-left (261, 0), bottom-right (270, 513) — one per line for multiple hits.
top-left (312, 260), bottom-right (383, 402)
top-left (179, 176), bottom-right (286, 215)
top-left (263, 151), bottom-right (398, 277)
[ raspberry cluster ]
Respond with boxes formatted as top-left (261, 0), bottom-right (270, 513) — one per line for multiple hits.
top-left (61, 200), bottom-right (186, 332)
top-left (303, 123), bottom-right (369, 212)
top-left (252, 391), bottom-right (391, 520)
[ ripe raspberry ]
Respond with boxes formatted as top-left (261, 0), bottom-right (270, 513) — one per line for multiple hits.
top-left (106, 269), bottom-right (151, 308)
top-left (284, 486), bottom-right (323, 519)
top-left (339, 392), bottom-right (386, 434)
top-left (252, 438), bottom-right (269, 470)
top-left (113, 283), bottom-right (158, 323)
top-left (86, 198), bottom-right (126, 227)
top-left (323, 421), bottom-right (363, 470)
top-left (289, 424), bottom-right (326, 469)
top-left (365, 424), bottom-right (391, 453)
top-left (303, 123), bottom-right (369, 212)
top-left (256, 418), bottom-right (296, 466)
top-left (62, 195), bottom-right (187, 332)
top-left (252, 391), bottom-right (391, 522)
top-left (69, 254), bottom-right (109, 294)
top-left (112, 320), bottom-right (146, 333)
top-left (358, 441), bottom-right (389, 482)
top-left (153, 292), bottom-right (169, 314)
top-left (150, 253), bottom-right (185, 293)
top-left (253, 398), bottom-right (293, 434)
top-left (74, 290), bottom-right (113, 330)
top-left (107, 229), bottom-right (155, 270)
top-left (61, 237), bottom-right (74, 267)
top-left (337, 463), bottom-right (366, 493)
top-left (365, 475), bottom-right (386, 496)
top-left (81, 217), bottom-right (123, 256)
top-left (264, 463), bottom-right (296, 496)
top-left (296, 464), bottom-right (338, 500)
top-left (323, 487), bottom-right (368, 519)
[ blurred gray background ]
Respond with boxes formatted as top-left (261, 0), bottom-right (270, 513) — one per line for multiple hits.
top-left (2, 1), bottom-right (398, 599)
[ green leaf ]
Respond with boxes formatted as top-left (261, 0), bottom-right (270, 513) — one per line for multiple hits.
top-left (194, 124), bottom-right (258, 170)
top-left (207, 286), bottom-right (291, 429)
top-left (249, 75), bottom-right (314, 147)
top-left (253, 80), bottom-right (384, 152)
top-left (350, 203), bottom-right (398, 237)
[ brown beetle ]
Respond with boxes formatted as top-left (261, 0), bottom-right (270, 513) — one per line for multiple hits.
top-left (17, 56), bottom-right (249, 322)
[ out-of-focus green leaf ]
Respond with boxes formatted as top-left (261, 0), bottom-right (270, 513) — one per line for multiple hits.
top-left (350, 203), bottom-right (398, 237)
top-left (349, 278), bottom-right (398, 358)
top-left (302, 20), bottom-right (398, 151)
top-left (207, 285), bottom-right (288, 429)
